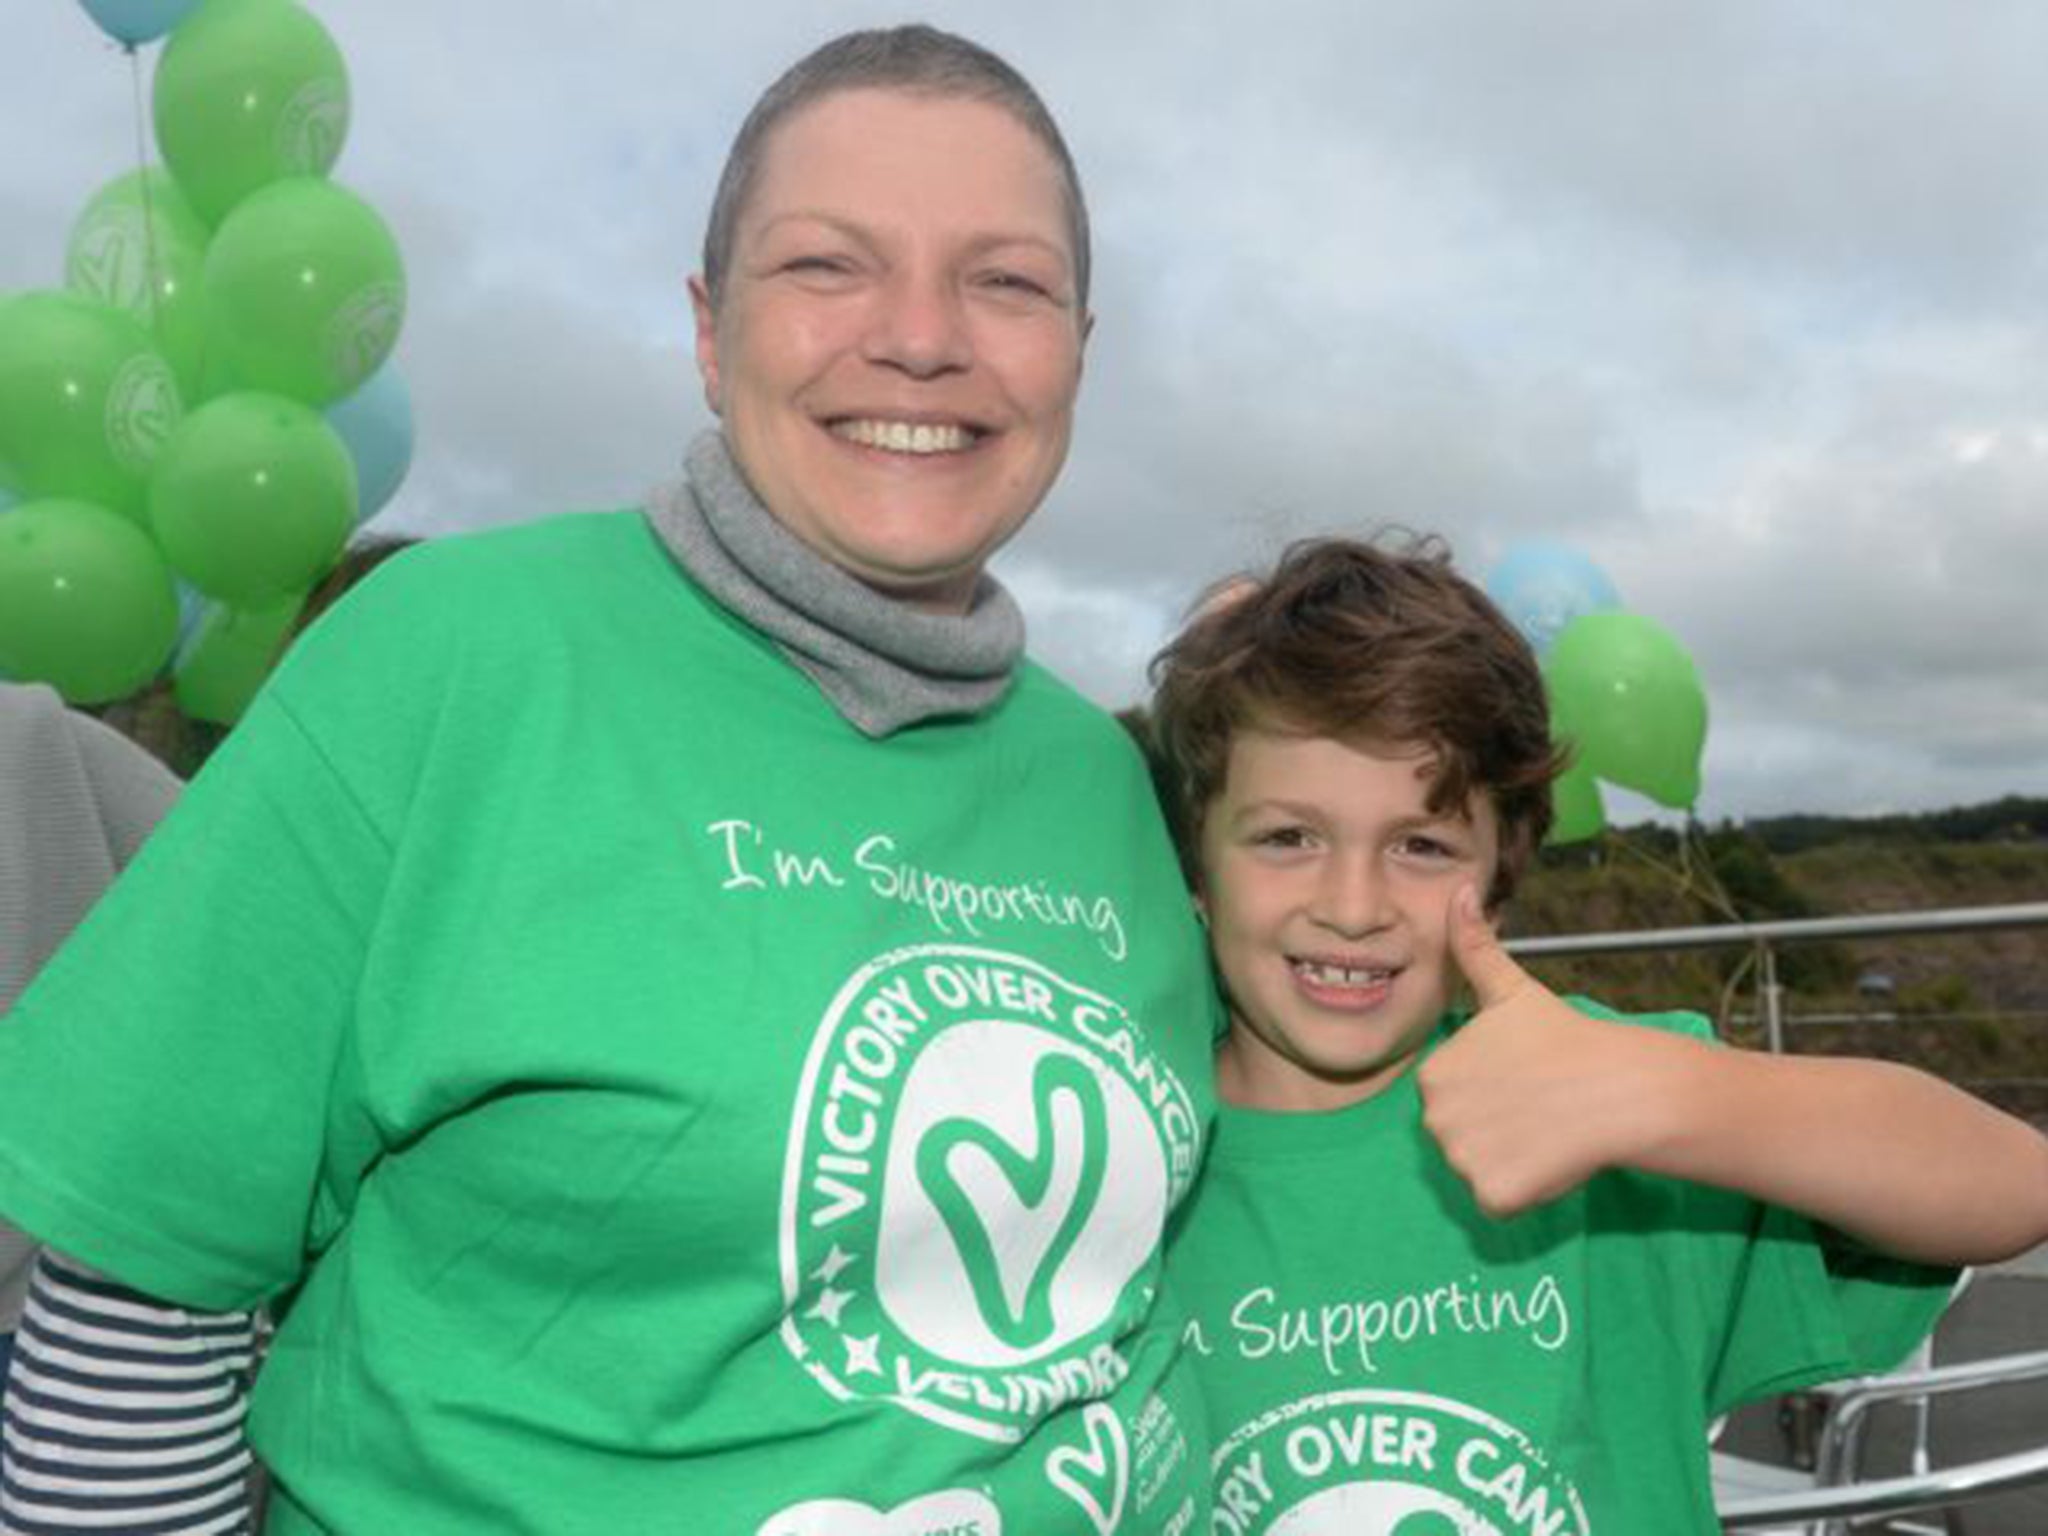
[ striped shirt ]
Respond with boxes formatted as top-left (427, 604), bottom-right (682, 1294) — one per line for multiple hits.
top-left (1, 1253), bottom-right (255, 1534)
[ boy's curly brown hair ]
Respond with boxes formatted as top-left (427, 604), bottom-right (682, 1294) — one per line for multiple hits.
top-left (1144, 534), bottom-right (1566, 909)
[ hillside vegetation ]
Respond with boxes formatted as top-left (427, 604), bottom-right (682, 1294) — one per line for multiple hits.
top-left (1509, 798), bottom-right (2048, 1119)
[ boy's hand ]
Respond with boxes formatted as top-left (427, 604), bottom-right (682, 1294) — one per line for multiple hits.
top-left (1417, 887), bottom-right (1681, 1216)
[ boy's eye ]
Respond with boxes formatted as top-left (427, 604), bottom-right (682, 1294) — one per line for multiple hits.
top-left (1395, 833), bottom-right (1460, 861)
top-left (1251, 826), bottom-right (1314, 851)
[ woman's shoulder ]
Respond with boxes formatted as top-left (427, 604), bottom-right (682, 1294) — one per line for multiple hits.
top-left (344, 509), bottom-right (655, 608)
top-left (254, 509), bottom-right (667, 741)
top-left (285, 510), bottom-right (661, 658)
top-left (1009, 657), bottom-right (1132, 738)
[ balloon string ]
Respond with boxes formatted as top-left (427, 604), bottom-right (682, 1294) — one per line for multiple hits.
top-left (127, 41), bottom-right (166, 340)
top-left (1604, 817), bottom-right (1741, 928)
top-left (1597, 823), bottom-right (1755, 1037)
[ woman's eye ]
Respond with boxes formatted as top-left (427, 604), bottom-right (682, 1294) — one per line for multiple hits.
top-left (782, 254), bottom-right (855, 277)
top-left (980, 270), bottom-right (1054, 299)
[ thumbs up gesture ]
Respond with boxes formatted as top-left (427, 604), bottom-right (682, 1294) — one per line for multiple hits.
top-left (1416, 886), bottom-right (1688, 1217)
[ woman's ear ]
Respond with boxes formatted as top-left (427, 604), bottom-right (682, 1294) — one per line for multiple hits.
top-left (688, 275), bottom-right (724, 415)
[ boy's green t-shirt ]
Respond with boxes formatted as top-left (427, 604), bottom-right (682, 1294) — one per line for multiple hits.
top-left (0, 513), bottom-right (1220, 1534)
top-left (1167, 1005), bottom-right (1952, 1534)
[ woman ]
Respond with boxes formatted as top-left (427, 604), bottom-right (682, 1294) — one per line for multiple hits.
top-left (0, 27), bottom-right (1215, 1534)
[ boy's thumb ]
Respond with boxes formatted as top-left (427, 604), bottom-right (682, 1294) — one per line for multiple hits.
top-left (1449, 884), bottom-right (1530, 1008)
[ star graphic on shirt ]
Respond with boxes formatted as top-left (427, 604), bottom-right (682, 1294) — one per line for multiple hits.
top-left (807, 1286), bottom-right (853, 1328)
top-left (844, 1333), bottom-right (883, 1377)
top-left (811, 1245), bottom-right (857, 1285)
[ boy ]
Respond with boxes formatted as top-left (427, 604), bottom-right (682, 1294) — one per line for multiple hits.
top-left (1148, 536), bottom-right (2048, 1533)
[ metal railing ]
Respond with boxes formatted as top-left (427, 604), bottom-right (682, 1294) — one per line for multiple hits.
top-left (1503, 901), bottom-right (2048, 1054)
top-left (1512, 901), bottom-right (2048, 1533)
top-left (1715, 1348), bottom-right (2048, 1532)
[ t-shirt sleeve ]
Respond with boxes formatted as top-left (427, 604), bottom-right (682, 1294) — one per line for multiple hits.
top-left (1568, 999), bottom-right (1956, 1414)
top-left (0, 556), bottom-right (455, 1314)
top-left (1702, 1202), bottom-right (1953, 1415)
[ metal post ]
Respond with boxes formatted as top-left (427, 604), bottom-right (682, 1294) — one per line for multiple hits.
top-left (1759, 942), bottom-right (1785, 1055)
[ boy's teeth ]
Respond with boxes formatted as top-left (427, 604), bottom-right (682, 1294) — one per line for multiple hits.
top-left (833, 419), bottom-right (972, 453)
top-left (1295, 960), bottom-right (1391, 986)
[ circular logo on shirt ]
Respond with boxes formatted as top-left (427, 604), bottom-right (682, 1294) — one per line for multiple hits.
top-left (780, 944), bottom-right (1202, 1442)
top-left (1210, 1390), bottom-right (1588, 1536)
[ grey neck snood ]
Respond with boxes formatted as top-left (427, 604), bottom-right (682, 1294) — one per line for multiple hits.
top-left (646, 431), bottom-right (1025, 738)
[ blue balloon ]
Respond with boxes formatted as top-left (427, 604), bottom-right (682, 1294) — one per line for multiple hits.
top-left (173, 580), bottom-right (210, 660)
top-left (75, 0), bottom-right (203, 46)
top-left (1485, 541), bottom-right (1622, 654)
top-left (323, 363), bottom-right (414, 524)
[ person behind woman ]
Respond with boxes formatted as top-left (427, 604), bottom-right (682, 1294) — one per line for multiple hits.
top-left (0, 27), bottom-right (1215, 1534)
top-left (0, 688), bottom-right (260, 1534)
top-left (2, 537), bottom-right (418, 1536)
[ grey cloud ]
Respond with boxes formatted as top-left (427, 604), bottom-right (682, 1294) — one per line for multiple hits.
top-left (7, 0), bottom-right (2044, 818)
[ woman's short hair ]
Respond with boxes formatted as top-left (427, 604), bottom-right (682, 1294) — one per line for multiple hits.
top-left (700, 24), bottom-right (1091, 309)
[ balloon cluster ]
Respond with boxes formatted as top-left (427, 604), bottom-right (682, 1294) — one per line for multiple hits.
top-left (1484, 542), bottom-right (1709, 844)
top-left (0, 0), bottom-right (415, 720)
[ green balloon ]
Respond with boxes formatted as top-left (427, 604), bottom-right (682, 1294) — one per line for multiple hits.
top-left (0, 291), bottom-right (183, 524)
top-left (0, 498), bottom-right (180, 704)
top-left (174, 590), bottom-right (305, 724)
top-left (1546, 751), bottom-right (1607, 845)
top-left (191, 339), bottom-right (246, 406)
top-left (204, 177), bottom-right (405, 406)
top-left (149, 391), bottom-right (355, 604)
top-left (1544, 611), bottom-right (1708, 810)
top-left (153, 0), bottom-right (350, 227)
top-left (66, 167), bottom-right (213, 403)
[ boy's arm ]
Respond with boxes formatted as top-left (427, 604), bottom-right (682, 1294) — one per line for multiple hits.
top-left (1418, 887), bottom-right (2048, 1266)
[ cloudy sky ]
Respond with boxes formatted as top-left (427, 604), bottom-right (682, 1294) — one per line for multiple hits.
top-left (7, 0), bottom-right (2046, 823)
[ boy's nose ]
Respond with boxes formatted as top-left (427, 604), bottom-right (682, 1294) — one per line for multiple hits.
top-left (1309, 854), bottom-right (1395, 938)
